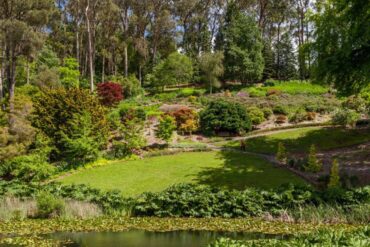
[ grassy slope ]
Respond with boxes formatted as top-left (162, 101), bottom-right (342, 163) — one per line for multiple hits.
top-left (60, 152), bottom-right (306, 197)
top-left (226, 127), bottom-right (370, 154)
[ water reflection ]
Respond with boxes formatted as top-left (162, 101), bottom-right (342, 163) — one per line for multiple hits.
top-left (49, 230), bottom-right (288, 247)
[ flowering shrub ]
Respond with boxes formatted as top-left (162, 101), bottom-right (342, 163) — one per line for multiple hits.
top-left (97, 82), bottom-right (123, 106)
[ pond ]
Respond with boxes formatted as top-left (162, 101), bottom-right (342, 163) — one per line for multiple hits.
top-left (47, 230), bottom-right (289, 247)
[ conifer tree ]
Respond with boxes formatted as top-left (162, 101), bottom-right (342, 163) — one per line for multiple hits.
top-left (276, 142), bottom-right (287, 165)
top-left (328, 159), bottom-right (340, 188)
top-left (305, 144), bottom-right (322, 173)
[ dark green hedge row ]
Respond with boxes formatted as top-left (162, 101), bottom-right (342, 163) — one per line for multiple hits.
top-left (1, 181), bottom-right (369, 217)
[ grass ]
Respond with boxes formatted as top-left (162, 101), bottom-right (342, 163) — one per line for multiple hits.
top-left (243, 80), bottom-right (329, 96)
top-left (59, 152), bottom-right (306, 197)
top-left (225, 127), bottom-right (370, 154)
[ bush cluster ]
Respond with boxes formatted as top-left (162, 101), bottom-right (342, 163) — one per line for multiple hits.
top-left (200, 101), bottom-right (252, 135)
top-left (132, 184), bottom-right (370, 218)
top-left (246, 107), bottom-right (265, 125)
top-left (32, 88), bottom-right (109, 165)
top-left (1, 182), bottom-right (369, 218)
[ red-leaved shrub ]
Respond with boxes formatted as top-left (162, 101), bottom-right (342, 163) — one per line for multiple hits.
top-left (168, 108), bottom-right (199, 133)
top-left (97, 82), bottom-right (123, 106)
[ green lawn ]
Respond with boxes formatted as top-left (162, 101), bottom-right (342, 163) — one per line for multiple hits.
top-left (59, 152), bottom-right (306, 197)
top-left (225, 127), bottom-right (370, 154)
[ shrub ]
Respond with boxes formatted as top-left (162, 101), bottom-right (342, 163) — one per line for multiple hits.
top-left (276, 142), bottom-right (287, 164)
top-left (32, 88), bottom-right (109, 163)
top-left (343, 95), bottom-right (368, 114)
top-left (273, 105), bottom-right (289, 115)
top-left (109, 118), bottom-right (146, 159)
top-left (246, 107), bottom-right (265, 125)
top-left (108, 74), bottom-right (143, 98)
top-left (200, 101), bottom-right (251, 135)
top-left (97, 82), bottom-right (123, 106)
top-left (188, 95), bottom-right (197, 103)
top-left (1, 181), bottom-right (369, 217)
top-left (247, 88), bottom-right (266, 97)
top-left (306, 112), bottom-right (317, 121)
top-left (275, 115), bottom-right (288, 124)
top-left (59, 112), bottom-right (100, 166)
top-left (156, 116), bottom-right (177, 144)
top-left (132, 184), bottom-right (362, 218)
top-left (289, 108), bottom-right (307, 123)
top-left (36, 191), bottom-right (65, 218)
top-left (305, 145), bottom-right (322, 173)
top-left (328, 159), bottom-right (340, 188)
top-left (169, 108), bottom-right (199, 133)
top-left (332, 109), bottom-right (360, 128)
top-left (0, 154), bottom-right (55, 182)
top-left (262, 108), bottom-right (273, 119)
top-left (266, 88), bottom-right (281, 96)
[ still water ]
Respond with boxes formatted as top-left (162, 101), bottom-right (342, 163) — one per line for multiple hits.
top-left (48, 230), bottom-right (288, 247)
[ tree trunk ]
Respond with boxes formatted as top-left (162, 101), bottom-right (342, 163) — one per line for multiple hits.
top-left (0, 68), bottom-right (3, 104)
top-left (26, 60), bottom-right (30, 85)
top-left (85, 1), bottom-right (94, 93)
top-left (138, 65), bottom-right (142, 86)
top-left (124, 44), bottom-right (128, 77)
top-left (276, 22), bottom-right (281, 80)
top-left (102, 55), bottom-right (105, 82)
top-left (0, 48), bottom-right (4, 103)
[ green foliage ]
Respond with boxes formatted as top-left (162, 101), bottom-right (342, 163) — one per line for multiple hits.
top-left (200, 101), bottom-right (251, 135)
top-left (272, 105), bottom-right (289, 116)
top-left (36, 191), bottom-right (65, 218)
top-left (156, 116), bottom-right (176, 143)
top-left (32, 88), bottom-right (109, 163)
top-left (276, 142), bottom-right (287, 165)
top-left (59, 112), bottom-right (100, 166)
top-left (313, 0), bottom-right (370, 95)
top-left (109, 118), bottom-right (146, 159)
top-left (262, 108), bottom-right (273, 119)
top-left (328, 159), bottom-right (340, 189)
top-left (218, 2), bottom-right (264, 83)
top-left (343, 95), bottom-right (368, 114)
top-left (58, 58), bottom-right (80, 88)
top-left (0, 153), bottom-right (55, 182)
top-left (246, 107), bottom-right (265, 125)
top-left (247, 88), bottom-right (266, 97)
top-left (332, 109), bottom-right (360, 128)
top-left (273, 33), bottom-right (297, 80)
top-left (146, 52), bottom-right (194, 91)
top-left (132, 183), bottom-right (370, 218)
top-left (289, 108), bottom-right (307, 123)
top-left (264, 80), bottom-right (328, 95)
top-left (208, 227), bottom-right (370, 247)
top-left (1, 181), bottom-right (369, 218)
top-left (33, 45), bottom-right (61, 88)
top-left (305, 145), bottom-right (322, 173)
top-left (0, 93), bottom-right (36, 162)
top-left (198, 52), bottom-right (224, 94)
top-left (108, 74), bottom-right (144, 98)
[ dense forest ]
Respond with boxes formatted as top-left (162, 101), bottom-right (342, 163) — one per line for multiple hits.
top-left (0, 0), bottom-right (368, 102)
